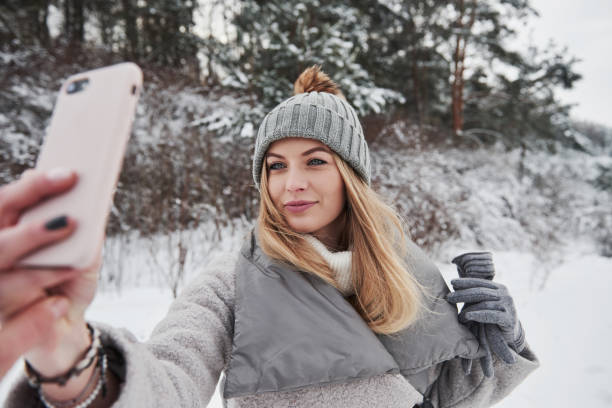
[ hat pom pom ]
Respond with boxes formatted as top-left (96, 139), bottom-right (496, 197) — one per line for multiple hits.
top-left (293, 65), bottom-right (345, 100)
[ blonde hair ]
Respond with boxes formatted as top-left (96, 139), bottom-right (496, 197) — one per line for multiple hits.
top-left (257, 152), bottom-right (423, 335)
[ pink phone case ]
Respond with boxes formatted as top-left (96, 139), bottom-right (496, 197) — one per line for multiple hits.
top-left (17, 62), bottom-right (143, 269)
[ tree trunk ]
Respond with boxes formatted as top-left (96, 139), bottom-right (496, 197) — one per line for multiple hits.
top-left (452, 33), bottom-right (464, 135)
top-left (29, 0), bottom-right (51, 47)
top-left (122, 0), bottom-right (139, 60)
top-left (411, 47), bottom-right (423, 128)
top-left (63, 0), bottom-right (84, 44)
top-left (73, 0), bottom-right (84, 43)
top-left (451, 0), bottom-right (475, 136)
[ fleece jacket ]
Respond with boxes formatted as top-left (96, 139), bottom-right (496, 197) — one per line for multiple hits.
top-left (6, 234), bottom-right (538, 407)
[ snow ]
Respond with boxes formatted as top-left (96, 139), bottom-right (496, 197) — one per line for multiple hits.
top-left (240, 122), bottom-right (255, 138)
top-left (2, 241), bottom-right (610, 407)
top-left (1, 42), bottom-right (611, 408)
top-left (438, 243), bottom-right (612, 407)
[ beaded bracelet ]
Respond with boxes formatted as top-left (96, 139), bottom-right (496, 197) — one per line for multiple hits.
top-left (24, 323), bottom-right (108, 408)
top-left (25, 323), bottom-right (101, 387)
top-left (38, 349), bottom-right (107, 408)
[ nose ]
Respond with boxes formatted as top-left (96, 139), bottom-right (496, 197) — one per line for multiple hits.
top-left (285, 167), bottom-right (307, 192)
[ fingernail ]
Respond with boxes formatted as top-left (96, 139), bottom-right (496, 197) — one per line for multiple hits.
top-left (50, 298), bottom-right (69, 318)
top-left (45, 215), bottom-right (68, 230)
top-left (46, 167), bottom-right (73, 182)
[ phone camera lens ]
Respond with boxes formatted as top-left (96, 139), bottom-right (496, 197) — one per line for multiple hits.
top-left (66, 78), bottom-right (89, 94)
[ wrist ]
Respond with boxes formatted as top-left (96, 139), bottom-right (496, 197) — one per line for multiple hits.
top-left (40, 352), bottom-right (103, 405)
top-left (25, 322), bottom-right (106, 403)
top-left (25, 318), bottom-right (91, 378)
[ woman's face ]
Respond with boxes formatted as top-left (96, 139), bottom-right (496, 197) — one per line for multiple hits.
top-left (266, 138), bottom-right (346, 246)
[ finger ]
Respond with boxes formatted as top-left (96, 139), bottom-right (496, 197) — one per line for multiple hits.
top-left (0, 296), bottom-right (69, 378)
top-left (456, 256), bottom-right (494, 276)
top-left (461, 264), bottom-right (495, 275)
top-left (451, 252), bottom-right (492, 266)
top-left (0, 168), bottom-right (77, 227)
top-left (461, 357), bottom-right (472, 375)
top-left (451, 278), bottom-right (499, 290)
top-left (458, 270), bottom-right (495, 280)
top-left (479, 323), bottom-right (494, 378)
top-left (486, 324), bottom-right (516, 364)
top-left (460, 321), bottom-right (477, 375)
top-left (0, 269), bottom-right (79, 320)
top-left (446, 287), bottom-right (500, 304)
top-left (464, 310), bottom-right (513, 328)
top-left (462, 319), bottom-right (477, 336)
top-left (458, 301), bottom-right (505, 323)
top-left (469, 321), bottom-right (480, 341)
top-left (462, 258), bottom-right (494, 266)
top-left (460, 261), bottom-right (495, 273)
top-left (480, 352), bottom-right (494, 378)
top-left (0, 216), bottom-right (76, 270)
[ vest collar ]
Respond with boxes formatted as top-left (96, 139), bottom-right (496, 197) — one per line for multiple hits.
top-left (222, 230), bottom-right (480, 398)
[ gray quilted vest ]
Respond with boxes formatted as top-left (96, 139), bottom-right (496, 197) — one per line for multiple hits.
top-left (221, 231), bottom-right (481, 399)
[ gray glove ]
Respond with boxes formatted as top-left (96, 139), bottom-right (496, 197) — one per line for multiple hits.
top-left (448, 252), bottom-right (525, 377)
top-left (450, 252), bottom-right (496, 376)
top-left (452, 252), bottom-right (496, 280)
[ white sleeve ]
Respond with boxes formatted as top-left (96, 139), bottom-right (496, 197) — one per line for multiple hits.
top-left (408, 344), bottom-right (539, 408)
top-left (5, 254), bottom-right (236, 408)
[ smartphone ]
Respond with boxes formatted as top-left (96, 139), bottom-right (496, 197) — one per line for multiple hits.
top-left (16, 62), bottom-right (143, 269)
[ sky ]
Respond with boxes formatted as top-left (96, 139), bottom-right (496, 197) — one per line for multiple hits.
top-left (523, 0), bottom-right (612, 127)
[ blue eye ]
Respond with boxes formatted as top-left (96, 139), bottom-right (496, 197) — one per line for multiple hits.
top-left (268, 159), bottom-right (325, 170)
top-left (268, 162), bottom-right (285, 170)
top-left (308, 158), bottom-right (326, 166)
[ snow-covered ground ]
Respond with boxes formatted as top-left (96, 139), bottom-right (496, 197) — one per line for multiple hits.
top-left (440, 243), bottom-right (612, 407)
top-left (1, 241), bottom-right (610, 407)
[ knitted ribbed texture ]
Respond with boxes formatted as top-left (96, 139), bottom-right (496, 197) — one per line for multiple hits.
top-left (252, 91), bottom-right (371, 189)
top-left (303, 234), bottom-right (354, 297)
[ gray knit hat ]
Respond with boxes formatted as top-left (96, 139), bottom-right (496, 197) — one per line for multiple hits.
top-left (252, 91), bottom-right (371, 189)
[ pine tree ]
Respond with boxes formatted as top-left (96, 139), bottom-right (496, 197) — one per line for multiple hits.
top-left (351, 0), bottom-right (450, 125)
top-left (223, 0), bottom-right (405, 115)
top-left (0, 0), bottom-right (52, 48)
top-left (463, 41), bottom-right (581, 149)
top-left (443, 0), bottom-right (580, 143)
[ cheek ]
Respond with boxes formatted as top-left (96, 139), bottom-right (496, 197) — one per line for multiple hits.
top-left (322, 172), bottom-right (346, 210)
top-left (332, 187), bottom-right (346, 213)
top-left (266, 176), bottom-right (283, 204)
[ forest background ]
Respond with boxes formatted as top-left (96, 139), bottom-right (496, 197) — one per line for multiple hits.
top-left (1, 0), bottom-right (611, 296)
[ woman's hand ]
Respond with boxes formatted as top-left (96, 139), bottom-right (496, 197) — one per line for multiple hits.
top-left (446, 277), bottom-right (526, 377)
top-left (0, 168), bottom-right (101, 380)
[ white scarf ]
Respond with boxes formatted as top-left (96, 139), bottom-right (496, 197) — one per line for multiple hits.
top-left (303, 234), bottom-right (354, 297)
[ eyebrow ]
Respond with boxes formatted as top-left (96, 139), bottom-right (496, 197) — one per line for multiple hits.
top-left (266, 146), bottom-right (331, 159)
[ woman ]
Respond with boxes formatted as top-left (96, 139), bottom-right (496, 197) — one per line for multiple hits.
top-left (1, 66), bottom-right (538, 407)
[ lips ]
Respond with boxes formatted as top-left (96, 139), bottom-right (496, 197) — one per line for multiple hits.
top-left (284, 200), bottom-right (317, 213)
top-left (285, 200), bottom-right (316, 206)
